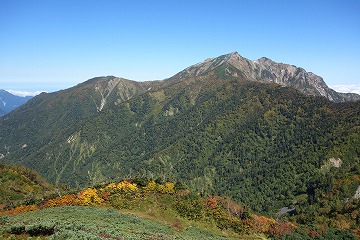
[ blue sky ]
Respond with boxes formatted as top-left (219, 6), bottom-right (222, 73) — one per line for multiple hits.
top-left (1, 0), bottom-right (360, 95)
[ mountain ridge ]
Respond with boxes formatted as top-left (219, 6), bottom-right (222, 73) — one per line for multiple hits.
top-left (170, 52), bottom-right (359, 102)
top-left (4, 52), bottom-right (357, 120)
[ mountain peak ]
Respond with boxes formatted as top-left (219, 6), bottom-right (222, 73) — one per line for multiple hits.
top-left (171, 52), bottom-right (360, 102)
top-left (257, 56), bottom-right (271, 62)
top-left (227, 51), bottom-right (240, 58)
top-left (226, 51), bottom-right (248, 62)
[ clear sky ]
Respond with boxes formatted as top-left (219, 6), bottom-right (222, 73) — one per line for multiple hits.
top-left (1, 0), bottom-right (360, 96)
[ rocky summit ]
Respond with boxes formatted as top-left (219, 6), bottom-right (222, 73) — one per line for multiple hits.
top-left (172, 52), bottom-right (359, 102)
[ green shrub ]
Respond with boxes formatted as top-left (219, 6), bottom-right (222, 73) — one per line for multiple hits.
top-left (174, 195), bottom-right (204, 220)
top-left (25, 224), bottom-right (55, 236)
top-left (9, 224), bottom-right (25, 235)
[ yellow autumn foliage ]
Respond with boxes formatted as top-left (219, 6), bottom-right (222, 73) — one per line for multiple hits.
top-left (105, 180), bottom-right (138, 193)
top-left (74, 188), bottom-right (104, 206)
top-left (117, 180), bottom-right (138, 192)
top-left (143, 180), bottom-right (175, 194)
top-left (143, 180), bottom-right (157, 192)
top-left (105, 183), bottom-right (117, 190)
top-left (157, 182), bottom-right (175, 194)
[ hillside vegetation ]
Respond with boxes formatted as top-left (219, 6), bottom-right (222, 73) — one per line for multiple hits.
top-left (0, 178), bottom-right (269, 239)
top-left (0, 163), bottom-right (55, 209)
top-left (2, 177), bottom-right (358, 239)
top-left (0, 53), bottom-right (359, 238)
top-left (1, 76), bottom-right (360, 214)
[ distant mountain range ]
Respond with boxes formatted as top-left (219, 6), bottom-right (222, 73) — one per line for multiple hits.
top-left (0, 52), bottom-right (359, 216)
top-left (0, 90), bottom-right (32, 116)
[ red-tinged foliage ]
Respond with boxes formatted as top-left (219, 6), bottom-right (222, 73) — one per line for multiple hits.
top-left (293, 227), bottom-right (325, 238)
top-left (268, 221), bottom-right (296, 236)
top-left (203, 196), bottom-right (217, 209)
top-left (172, 218), bottom-right (184, 231)
top-left (249, 214), bottom-right (296, 236)
top-left (353, 228), bottom-right (360, 238)
top-left (101, 191), bottom-right (110, 201)
top-left (98, 232), bottom-right (111, 238)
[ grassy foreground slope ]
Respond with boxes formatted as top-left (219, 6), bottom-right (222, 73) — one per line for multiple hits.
top-left (1, 178), bottom-right (359, 239)
top-left (0, 206), bottom-right (241, 240)
top-left (0, 179), bottom-right (265, 240)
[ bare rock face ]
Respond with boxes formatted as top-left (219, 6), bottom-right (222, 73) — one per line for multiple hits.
top-left (354, 185), bottom-right (360, 199)
top-left (172, 52), bottom-right (360, 103)
top-left (329, 157), bottom-right (342, 168)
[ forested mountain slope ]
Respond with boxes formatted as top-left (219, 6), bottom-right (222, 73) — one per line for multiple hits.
top-left (0, 53), bottom-right (359, 216)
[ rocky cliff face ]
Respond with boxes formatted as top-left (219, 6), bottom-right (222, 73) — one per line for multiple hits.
top-left (172, 52), bottom-right (359, 102)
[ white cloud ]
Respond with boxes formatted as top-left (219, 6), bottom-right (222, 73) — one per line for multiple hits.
top-left (330, 84), bottom-right (360, 95)
top-left (6, 90), bottom-right (47, 97)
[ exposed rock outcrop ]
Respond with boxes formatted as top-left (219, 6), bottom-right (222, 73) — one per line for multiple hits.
top-left (172, 52), bottom-right (360, 102)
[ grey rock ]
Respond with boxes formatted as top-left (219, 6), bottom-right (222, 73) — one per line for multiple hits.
top-left (172, 52), bottom-right (360, 102)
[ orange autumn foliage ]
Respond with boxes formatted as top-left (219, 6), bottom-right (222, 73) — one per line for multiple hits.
top-left (250, 214), bottom-right (295, 235)
top-left (42, 194), bottom-right (76, 208)
top-left (1, 204), bottom-right (39, 215)
top-left (268, 221), bottom-right (296, 236)
top-left (251, 214), bottom-right (277, 233)
top-left (204, 196), bottom-right (218, 209)
top-left (353, 228), bottom-right (360, 238)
